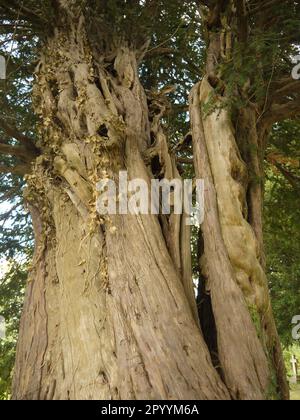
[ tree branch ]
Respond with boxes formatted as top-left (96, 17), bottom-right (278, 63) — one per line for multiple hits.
top-left (267, 158), bottom-right (300, 195)
top-left (0, 117), bottom-right (39, 154)
top-left (0, 1), bottom-right (46, 26)
top-left (145, 47), bottom-right (175, 58)
top-left (177, 157), bottom-right (194, 164)
top-left (0, 142), bottom-right (34, 160)
top-left (264, 100), bottom-right (300, 125)
top-left (0, 164), bottom-right (29, 176)
top-left (0, 185), bottom-right (20, 201)
top-left (248, 0), bottom-right (284, 16)
top-left (270, 77), bottom-right (300, 103)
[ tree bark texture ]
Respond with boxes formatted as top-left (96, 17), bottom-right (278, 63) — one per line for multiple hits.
top-left (13, 6), bottom-right (229, 400)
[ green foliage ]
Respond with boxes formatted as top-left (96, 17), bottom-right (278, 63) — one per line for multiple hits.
top-left (283, 346), bottom-right (300, 378)
top-left (265, 121), bottom-right (300, 347)
top-left (0, 261), bottom-right (27, 399)
top-left (219, 1), bottom-right (300, 112)
top-left (0, 6), bottom-right (37, 398)
top-left (290, 383), bottom-right (300, 401)
top-left (0, 17), bottom-right (36, 259)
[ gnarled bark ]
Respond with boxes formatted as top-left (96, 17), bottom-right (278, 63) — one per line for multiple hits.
top-left (13, 6), bottom-right (229, 400)
top-left (190, 78), bottom-right (288, 400)
top-left (189, 0), bottom-right (289, 400)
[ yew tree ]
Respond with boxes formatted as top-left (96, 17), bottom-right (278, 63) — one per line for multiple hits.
top-left (0, 0), bottom-right (299, 400)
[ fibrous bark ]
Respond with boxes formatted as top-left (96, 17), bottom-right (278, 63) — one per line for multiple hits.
top-left (190, 80), bottom-right (287, 400)
top-left (13, 4), bottom-right (229, 400)
top-left (190, 0), bottom-right (289, 400)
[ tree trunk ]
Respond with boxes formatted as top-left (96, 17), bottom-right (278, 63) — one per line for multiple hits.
top-left (190, 49), bottom-right (288, 405)
top-left (12, 8), bottom-right (229, 400)
top-left (188, 1), bottom-right (289, 400)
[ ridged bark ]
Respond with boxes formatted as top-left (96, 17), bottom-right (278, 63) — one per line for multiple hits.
top-left (190, 0), bottom-right (289, 399)
top-left (13, 6), bottom-right (229, 400)
top-left (190, 80), bottom-right (288, 400)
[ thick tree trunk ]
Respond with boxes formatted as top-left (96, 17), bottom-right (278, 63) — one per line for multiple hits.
top-left (190, 78), bottom-right (289, 400)
top-left (12, 8), bottom-right (229, 400)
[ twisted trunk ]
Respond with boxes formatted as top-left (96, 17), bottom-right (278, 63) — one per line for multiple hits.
top-left (190, 1), bottom-right (288, 398)
top-left (12, 9), bottom-right (229, 400)
top-left (191, 81), bottom-right (288, 400)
